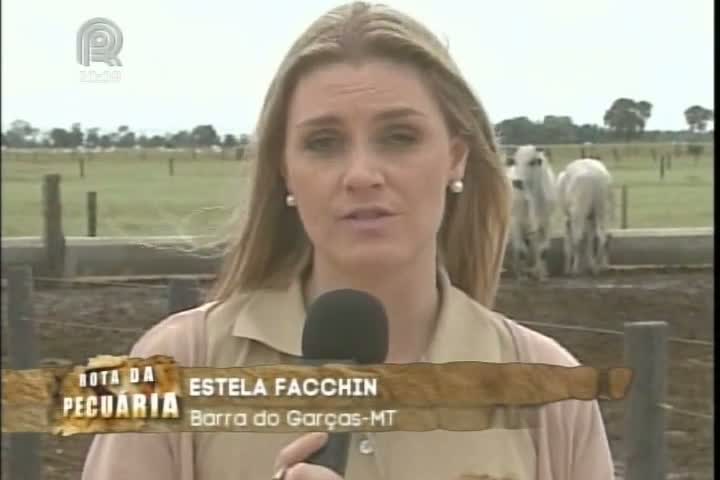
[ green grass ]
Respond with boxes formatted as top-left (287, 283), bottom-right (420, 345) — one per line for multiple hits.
top-left (0, 143), bottom-right (714, 237)
top-left (1, 151), bottom-right (251, 237)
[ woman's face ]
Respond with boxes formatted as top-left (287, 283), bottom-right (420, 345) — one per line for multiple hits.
top-left (283, 58), bottom-right (468, 272)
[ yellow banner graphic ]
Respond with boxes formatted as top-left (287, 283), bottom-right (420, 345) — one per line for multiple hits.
top-left (1, 355), bottom-right (633, 436)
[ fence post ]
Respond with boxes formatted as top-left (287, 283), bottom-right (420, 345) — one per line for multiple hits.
top-left (621, 185), bottom-right (628, 229)
top-left (42, 174), bottom-right (66, 277)
top-left (168, 278), bottom-right (201, 315)
top-left (87, 191), bottom-right (97, 237)
top-left (168, 157), bottom-right (175, 176)
top-left (79, 156), bottom-right (85, 178)
top-left (6, 266), bottom-right (42, 480)
top-left (623, 321), bottom-right (668, 480)
top-left (659, 155), bottom-right (665, 180)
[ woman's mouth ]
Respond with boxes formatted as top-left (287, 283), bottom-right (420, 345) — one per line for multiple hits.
top-left (341, 207), bottom-right (396, 230)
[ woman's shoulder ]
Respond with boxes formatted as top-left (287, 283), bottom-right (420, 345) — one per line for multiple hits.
top-left (445, 282), bottom-right (580, 366)
top-left (129, 302), bottom-right (217, 366)
top-left (491, 313), bottom-right (581, 367)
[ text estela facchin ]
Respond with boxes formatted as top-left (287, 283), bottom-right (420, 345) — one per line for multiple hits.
top-left (188, 377), bottom-right (379, 398)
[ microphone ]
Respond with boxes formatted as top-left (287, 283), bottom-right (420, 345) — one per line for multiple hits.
top-left (300, 289), bottom-right (389, 476)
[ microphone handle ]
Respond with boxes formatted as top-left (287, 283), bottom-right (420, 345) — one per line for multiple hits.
top-left (304, 432), bottom-right (352, 475)
top-left (298, 358), bottom-right (355, 476)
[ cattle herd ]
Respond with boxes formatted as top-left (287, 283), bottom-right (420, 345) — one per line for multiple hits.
top-left (504, 145), bottom-right (614, 280)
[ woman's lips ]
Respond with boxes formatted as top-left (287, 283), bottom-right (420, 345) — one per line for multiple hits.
top-left (340, 207), bottom-right (397, 231)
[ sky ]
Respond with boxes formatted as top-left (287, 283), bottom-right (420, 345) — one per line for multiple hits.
top-left (1, 0), bottom-right (714, 137)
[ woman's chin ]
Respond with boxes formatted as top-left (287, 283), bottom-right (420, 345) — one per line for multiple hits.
top-left (334, 244), bottom-right (412, 270)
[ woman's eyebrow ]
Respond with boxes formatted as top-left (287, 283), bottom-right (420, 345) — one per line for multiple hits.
top-left (295, 114), bottom-right (343, 130)
top-left (294, 107), bottom-right (427, 130)
top-left (295, 107), bottom-right (426, 128)
top-left (374, 107), bottom-right (427, 121)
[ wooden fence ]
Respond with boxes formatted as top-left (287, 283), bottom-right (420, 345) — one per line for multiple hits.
top-left (2, 265), bottom-right (677, 479)
top-left (34, 172), bottom-right (634, 270)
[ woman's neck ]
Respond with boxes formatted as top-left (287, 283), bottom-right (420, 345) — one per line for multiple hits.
top-left (303, 253), bottom-right (440, 364)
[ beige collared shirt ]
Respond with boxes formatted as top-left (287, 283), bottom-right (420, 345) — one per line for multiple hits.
top-left (82, 271), bottom-right (614, 480)
top-left (195, 270), bottom-right (535, 479)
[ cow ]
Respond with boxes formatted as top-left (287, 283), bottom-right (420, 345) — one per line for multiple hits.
top-left (556, 158), bottom-right (614, 276)
top-left (505, 164), bottom-right (535, 278)
top-left (505, 145), bottom-right (557, 279)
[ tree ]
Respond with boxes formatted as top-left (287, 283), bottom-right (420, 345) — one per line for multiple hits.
top-left (603, 98), bottom-right (652, 141)
top-left (191, 125), bottom-right (220, 146)
top-left (117, 130), bottom-right (136, 148)
top-left (170, 130), bottom-right (192, 148)
top-left (5, 119), bottom-right (34, 147)
top-left (636, 101), bottom-right (653, 127)
top-left (50, 128), bottom-right (72, 148)
top-left (541, 115), bottom-right (577, 144)
top-left (86, 128), bottom-right (100, 148)
top-left (495, 117), bottom-right (542, 145)
top-left (684, 105), bottom-right (714, 133)
top-left (576, 124), bottom-right (605, 144)
top-left (99, 134), bottom-right (113, 149)
top-left (69, 123), bottom-right (84, 148)
top-left (223, 134), bottom-right (238, 147)
top-left (148, 135), bottom-right (165, 148)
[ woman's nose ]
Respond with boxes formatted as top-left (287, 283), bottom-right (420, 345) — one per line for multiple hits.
top-left (342, 149), bottom-right (384, 191)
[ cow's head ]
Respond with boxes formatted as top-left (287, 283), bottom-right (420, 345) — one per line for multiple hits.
top-left (513, 145), bottom-right (549, 178)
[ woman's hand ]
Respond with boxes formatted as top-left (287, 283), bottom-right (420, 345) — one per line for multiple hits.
top-left (273, 432), bottom-right (344, 480)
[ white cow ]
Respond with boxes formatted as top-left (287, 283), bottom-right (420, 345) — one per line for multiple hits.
top-left (506, 164), bottom-right (536, 277)
top-left (556, 158), bottom-right (614, 275)
top-left (505, 145), bottom-right (557, 279)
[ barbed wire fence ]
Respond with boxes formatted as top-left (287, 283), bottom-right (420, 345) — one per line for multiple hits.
top-left (1, 265), bottom-right (713, 480)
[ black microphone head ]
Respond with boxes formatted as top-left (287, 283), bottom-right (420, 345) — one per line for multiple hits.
top-left (301, 289), bottom-right (389, 364)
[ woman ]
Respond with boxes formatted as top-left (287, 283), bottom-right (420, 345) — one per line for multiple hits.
top-left (83, 2), bottom-right (614, 479)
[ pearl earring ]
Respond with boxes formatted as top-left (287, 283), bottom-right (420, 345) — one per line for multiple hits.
top-left (285, 194), bottom-right (296, 207)
top-left (449, 179), bottom-right (464, 193)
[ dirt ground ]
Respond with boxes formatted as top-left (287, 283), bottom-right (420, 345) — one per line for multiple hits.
top-left (1, 267), bottom-right (713, 480)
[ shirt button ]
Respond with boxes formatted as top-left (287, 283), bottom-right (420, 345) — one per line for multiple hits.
top-left (358, 438), bottom-right (374, 455)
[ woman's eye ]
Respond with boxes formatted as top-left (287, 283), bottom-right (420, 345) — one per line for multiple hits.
top-left (304, 135), bottom-right (342, 153)
top-left (381, 130), bottom-right (418, 147)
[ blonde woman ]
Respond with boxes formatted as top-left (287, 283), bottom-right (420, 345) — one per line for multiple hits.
top-left (83, 2), bottom-right (614, 479)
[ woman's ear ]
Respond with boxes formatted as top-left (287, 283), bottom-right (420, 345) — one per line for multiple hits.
top-left (449, 137), bottom-right (469, 180)
top-left (279, 159), bottom-right (290, 191)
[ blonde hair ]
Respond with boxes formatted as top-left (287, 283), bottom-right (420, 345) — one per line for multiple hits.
top-left (209, 1), bottom-right (511, 308)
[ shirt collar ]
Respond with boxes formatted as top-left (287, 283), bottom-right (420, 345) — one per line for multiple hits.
top-left (229, 267), bottom-right (499, 363)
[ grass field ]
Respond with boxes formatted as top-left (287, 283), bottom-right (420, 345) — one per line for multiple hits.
top-left (0, 143), bottom-right (714, 237)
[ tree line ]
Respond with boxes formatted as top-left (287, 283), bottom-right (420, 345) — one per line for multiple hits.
top-left (1, 99), bottom-right (713, 149)
top-left (497, 99), bottom-right (713, 145)
top-left (1, 123), bottom-right (251, 150)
